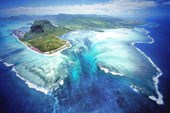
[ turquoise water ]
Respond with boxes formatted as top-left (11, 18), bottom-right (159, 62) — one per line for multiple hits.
top-left (61, 29), bottom-right (163, 104)
top-left (0, 20), bottom-right (164, 112)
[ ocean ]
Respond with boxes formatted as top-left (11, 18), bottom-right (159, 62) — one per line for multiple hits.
top-left (0, 18), bottom-right (170, 113)
top-left (136, 18), bottom-right (170, 112)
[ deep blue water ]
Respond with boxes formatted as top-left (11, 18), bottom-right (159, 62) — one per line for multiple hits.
top-left (0, 63), bottom-right (54, 113)
top-left (0, 18), bottom-right (170, 113)
top-left (136, 18), bottom-right (170, 112)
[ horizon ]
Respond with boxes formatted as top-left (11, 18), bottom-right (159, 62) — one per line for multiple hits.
top-left (0, 0), bottom-right (170, 18)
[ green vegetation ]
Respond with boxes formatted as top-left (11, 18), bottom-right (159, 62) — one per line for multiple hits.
top-left (20, 15), bottom-right (145, 53)
top-left (26, 34), bottom-right (66, 52)
top-left (22, 20), bottom-right (68, 53)
top-left (54, 15), bottom-right (117, 29)
top-left (53, 14), bottom-right (144, 30)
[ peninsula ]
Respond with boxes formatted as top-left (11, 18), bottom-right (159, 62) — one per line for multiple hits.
top-left (12, 15), bottom-right (145, 54)
top-left (13, 20), bottom-right (71, 54)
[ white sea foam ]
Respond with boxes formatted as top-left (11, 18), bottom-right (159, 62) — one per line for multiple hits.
top-left (149, 96), bottom-right (157, 101)
top-left (3, 62), bottom-right (14, 67)
top-left (0, 58), bottom-right (14, 67)
top-left (25, 80), bottom-right (48, 95)
top-left (10, 31), bottom-right (70, 95)
top-left (12, 67), bottom-right (49, 95)
top-left (130, 85), bottom-right (139, 93)
top-left (132, 29), bottom-right (164, 105)
top-left (100, 66), bottom-right (124, 76)
top-left (59, 80), bottom-right (64, 85)
top-left (100, 66), bottom-right (109, 73)
top-left (9, 28), bottom-right (163, 105)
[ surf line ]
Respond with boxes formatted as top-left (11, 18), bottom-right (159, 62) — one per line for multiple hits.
top-left (131, 29), bottom-right (164, 105)
top-left (100, 66), bottom-right (124, 76)
top-left (11, 66), bottom-right (49, 95)
top-left (12, 31), bottom-right (72, 57)
top-left (0, 58), bottom-right (49, 95)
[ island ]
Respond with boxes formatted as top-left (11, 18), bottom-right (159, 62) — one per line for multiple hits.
top-left (13, 20), bottom-right (71, 54)
top-left (7, 14), bottom-right (163, 108)
top-left (12, 15), bottom-right (145, 54)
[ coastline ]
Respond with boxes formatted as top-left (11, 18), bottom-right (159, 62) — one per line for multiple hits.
top-left (12, 31), bottom-right (72, 56)
top-left (0, 59), bottom-right (49, 95)
top-left (11, 66), bottom-right (49, 95)
top-left (9, 27), bottom-right (164, 105)
top-left (0, 58), bottom-right (66, 95)
top-left (131, 28), bottom-right (164, 105)
top-left (6, 31), bottom-right (71, 95)
top-left (43, 40), bottom-right (72, 56)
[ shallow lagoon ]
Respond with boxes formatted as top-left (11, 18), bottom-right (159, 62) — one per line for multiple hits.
top-left (0, 20), bottom-right (164, 112)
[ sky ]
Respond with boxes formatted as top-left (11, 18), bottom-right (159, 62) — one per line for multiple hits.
top-left (0, 0), bottom-right (170, 18)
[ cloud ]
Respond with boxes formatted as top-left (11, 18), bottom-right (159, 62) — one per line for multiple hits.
top-left (162, 1), bottom-right (170, 5)
top-left (0, 0), bottom-right (157, 17)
